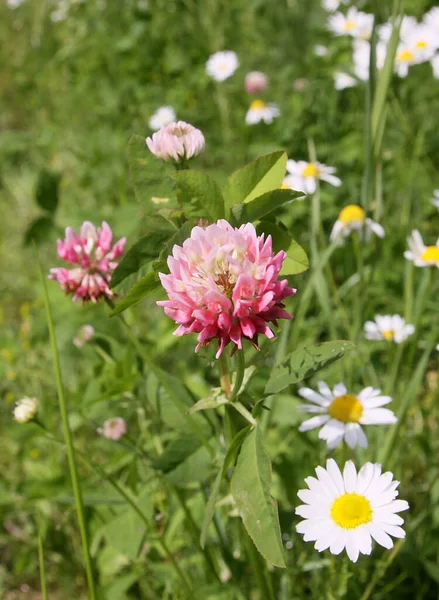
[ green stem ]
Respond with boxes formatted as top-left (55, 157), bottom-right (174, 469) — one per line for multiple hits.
top-left (229, 350), bottom-right (245, 402)
top-left (219, 353), bottom-right (232, 397)
top-left (244, 532), bottom-right (276, 600)
top-left (36, 250), bottom-right (97, 600)
top-left (231, 401), bottom-right (257, 426)
top-left (404, 260), bottom-right (414, 323)
top-left (215, 82), bottom-right (232, 146)
top-left (38, 531), bottom-right (48, 600)
top-left (384, 343), bottom-right (404, 395)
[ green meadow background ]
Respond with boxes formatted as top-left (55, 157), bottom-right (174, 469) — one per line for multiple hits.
top-left (1, 0), bottom-right (439, 598)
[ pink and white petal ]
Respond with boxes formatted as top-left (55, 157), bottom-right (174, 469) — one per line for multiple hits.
top-left (299, 415), bottom-right (331, 432)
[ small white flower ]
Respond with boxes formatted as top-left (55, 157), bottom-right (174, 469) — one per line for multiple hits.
top-left (14, 397), bottom-right (39, 424)
top-left (73, 325), bottom-right (95, 348)
top-left (149, 106), bottom-right (176, 131)
top-left (245, 99), bottom-right (280, 125)
top-left (99, 417), bottom-right (127, 441)
top-left (206, 51), bottom-right (239, 82)
top-left (432, 54), bottom-right (439, 78)
top-left (424, 7), bottom-right (439, 33)
top-left (322, 0), bottom-right (341, 12)
top-left (297, 382), bottom-right (397, 449)
top-left (330, 204), bottom-right (385, 243)
top-left (404, 230), bottom-right (439, 268)
top-left (296, 458), bottom-right (409, 563)
top-left (314, 44), bottom-right (329, 57)
top-left (352, 39), bottom-right (387, 81)
top-left (334, 72), bottom-right (357, 90)
top-left (328, 7), bottom-right (374, 40)
top-left (364, 315), bottom-right (415, 343)
top-left (285, 160), bottom-right (342, 194)
top-left (431, 190), bottom-right (439, 209)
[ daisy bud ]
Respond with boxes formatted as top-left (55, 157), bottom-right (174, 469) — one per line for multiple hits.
top-left (244, 71), bottom-right (269, 94)
top-left (146, 121), bottom-right (205, 162)
top-left (99, 417), bottom-right (127, 441)
top-left (14, 397), bottom-right (39, 424)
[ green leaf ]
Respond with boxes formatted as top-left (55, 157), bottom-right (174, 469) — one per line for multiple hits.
top-left (152, 436), bottom-right (202, 473)
top-left (23, 215), bottom-right (56, 246)
top-left (109, 272), bottom-right (161, 316)
top-left (172, 170), bottom-right (225, 220)
top-left (265, 341), bottom-right (355, 395)
top-left (35, 169), bottom-right (61, 214)
top-left (156, 220), bottom-right (196, 274)
top-left (223, 152), bottom-right (287, 215)
top-left (111, 223), bottom-right (174, 288)
top-left (188, 388), bottom-right (228, 414)
top-left (230, 427), bottom-right (286, 567)
top-left (280, 239), bottom-right (309, 275)
top-left (166, 445), bottom-right (213, 486)
top-left (256, 220), bottom-right (291, 254)
top-left (128, 134), bottom-right (176, 210)
top-left (232, 188), bottom-right (303, 224)
top-left (201, 427), bottom-right (251, 548)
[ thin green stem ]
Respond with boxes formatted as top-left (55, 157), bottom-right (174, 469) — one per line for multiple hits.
top-left (384, 343), bottom-right (404, 395)
top-left (231, 401), bottom-right (257, 426)
top-left (36, 250), bottom-right (97, 600)
top-left (229, 350), bottom-right (245, 402)
top-left (404, 260), bottom-right (414, 323)
top-left (219, 353), bottom-right (232, 397)
top-left (244, 532), bottom-right (276, 600)
top-left (38, 531), bottom-right (48, 600)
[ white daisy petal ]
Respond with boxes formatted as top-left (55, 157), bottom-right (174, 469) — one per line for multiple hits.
top-left (355, 462), bottom-right (376, 495)
top-left (343, 461), bottom-right (358, 492)
top-left (367, 523), bottom-right (394, 549)
top-left (317, 380), bottom-right (334, 399)
top-left (299, 415), bottom-right (331, 431)
top-left (326, 458), bottom-right (345, 494)
top-left (330, 529), bottom-right (349, 555)
top-left (333, 383), bottom-right (347, 396)
top-left (360, 408), bottom-right (397, 425)
top-left (345, 536), bottom-right (360, 563)
top-left (298, 387), bottom-right (329, 406)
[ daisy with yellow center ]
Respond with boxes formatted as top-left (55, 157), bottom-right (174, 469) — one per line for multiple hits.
top-left (245, 99), bottom-right (280, 125)
top-left (296, 459), bottom-right (409, 563)
top-left (327, 7), bottom-right (373, 40)
top-left (284, 159), bottom-right (341, 194)
top-left (330, 204), bottom-right (385, 243)
top-left (404, 230), bottom-right (439, 268)
top-left (364, 314), bottom-right (415, 343)
top-left (297, 381), bottom-right (397, 449)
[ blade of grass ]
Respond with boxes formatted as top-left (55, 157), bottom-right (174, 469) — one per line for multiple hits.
top-left (36, 248), bottom-right (97, 600)
top-left (38, 531), bottom-right (48, 600)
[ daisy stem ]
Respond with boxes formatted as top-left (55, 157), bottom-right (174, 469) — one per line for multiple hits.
top-left (38, 530), bottom-right (48, 600)
top-left (36, 249), bottom-right (97, 600)
top-left (244, 532), bottom-right (276, 600)
top-left (403, 260), bottom-right (414, 323)
top-left (384, 342), bottom-right (404, 396)
top-left (215, 82), bottom-right (232, 146)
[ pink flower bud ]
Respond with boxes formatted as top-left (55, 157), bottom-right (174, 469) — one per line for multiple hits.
top-left (99, 417), bottom-right (127, 441)
top-left (244, 71), bottom-right (269, 94)
top-left (146, 121), bottom-right (205, 162)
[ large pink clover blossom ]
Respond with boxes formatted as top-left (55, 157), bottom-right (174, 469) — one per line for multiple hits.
top-left (157, 220), bottom-right (296, 358)
top-left (49, 221), bottom-right (126, 303)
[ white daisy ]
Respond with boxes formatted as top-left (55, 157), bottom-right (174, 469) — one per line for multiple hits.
top-left (284, 160), bottom-right (341, 195)
top-left (404, 230), bottom-right (439, 268)
top-left (401, 23), bottom-right (439, 63)
top-left (328, 7), bottom-right (374, 40)
top-left (330, 204), bottom-right (385, 243)
top-left (424, 7), bottom-right (439, 33)
top-left (206, 51), bottom-right (239, 82)
top-left (245, 100), bottom-right (280, 125)
top-left (149, 106), bottom-right (176, 131)
top-left (297, 381), bottom-right (397, 449)
top-left (334, 72), bottom-right (357, 90)
top-left (432, 54), bottom-right (439, 78)
top-left (322, 0), bottom-right (341, 12)
top-left (431, 190), bottom-right (439, 209)
top-left (364, 315), bottom-right (415, 343)
top-left (352, 39), bottom-right (387, 81)
top-left (296, 459), bottom-right (409, 563)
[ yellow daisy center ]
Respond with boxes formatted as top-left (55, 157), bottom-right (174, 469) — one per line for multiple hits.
top-left (250, 99), bottom-right (266, 110)
top-left (343, 20), bottom-right (356, 31)
top-left (328, 394), bottom-right (363, 423)
top-left (421, 246), bottom-right (439, 263)
top-left (302, 163), bottom-right (320, 178)
top-left (416, 40), bottom-right (427, 49)
top-left (339, 205), bottom-right (365, 225)
top-left (398, 49), bottom-right (414, 62)
top-left (331, 493), bottom-right (373, 529)
top-left (382, 330), bottom-right (394, 341)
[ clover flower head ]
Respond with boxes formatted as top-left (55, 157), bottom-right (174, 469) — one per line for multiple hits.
top-left (157, 220), bottom-right (296, 358)
top-left (146, 121), bottom-right (205, 162)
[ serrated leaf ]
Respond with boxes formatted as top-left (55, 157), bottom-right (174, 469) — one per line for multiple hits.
top-left (231, 427), bottom-right (286, 567)
top-left (128, 134), bottom-right (176, 210)
top-left (35, 169), bottom-right (61, 214)
top-left (111, 223), bottom-right (174, 288)
top-left (109, 272), bottom-right (161, 316)
top-left (223, 152), bottom-right (287, 215)
top-left (166, 445), bottom-right (212, 486)
top-left (280, 239), bottom-right (309, 275)
top-left (265, 341), bottom-right (355, 395)
top-left (152, 436), bottom-right (201, 473)
top-left (172, 170), bottom-right (225, 220)
top-left (201, 427), bottom-right (251, 548)
top-left (231, 188), bottom-right (303, 224)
